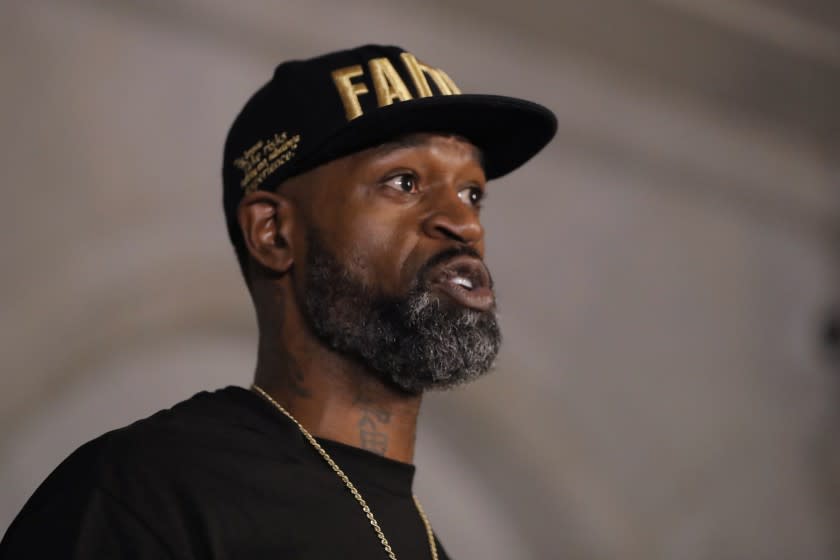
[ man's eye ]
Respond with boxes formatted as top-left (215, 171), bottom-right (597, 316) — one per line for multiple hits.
top-left (383, 173), bottom-right (418, 193)
top-left (458, 186), bottom-right (484, 207)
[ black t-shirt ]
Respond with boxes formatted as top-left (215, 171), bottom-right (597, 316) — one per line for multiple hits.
top-left (0, 387), bottom-right (451, 559)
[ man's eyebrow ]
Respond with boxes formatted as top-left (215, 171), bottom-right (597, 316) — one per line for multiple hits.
top-left (368, 135), bottom-right (485, 170)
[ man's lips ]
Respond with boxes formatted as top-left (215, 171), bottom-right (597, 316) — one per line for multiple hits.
top-left (428, 254), bottom-right (494, 311)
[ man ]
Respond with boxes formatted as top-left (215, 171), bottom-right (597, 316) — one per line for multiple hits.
top-left (1, 44), bottom-right (555, 559)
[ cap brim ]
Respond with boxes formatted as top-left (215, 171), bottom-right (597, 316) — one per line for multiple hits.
top-left (300, 94), bottom-right (557, 180)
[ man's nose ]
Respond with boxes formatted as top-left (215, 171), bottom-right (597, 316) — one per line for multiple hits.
top-left (421, 192), bottom-right (483, 245)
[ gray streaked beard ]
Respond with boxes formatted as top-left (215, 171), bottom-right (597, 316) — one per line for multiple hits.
top-left (301, 230), bottom-right (501, 393)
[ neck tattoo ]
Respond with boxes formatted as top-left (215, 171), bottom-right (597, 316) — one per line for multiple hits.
top-left (355, 392), bottom-right (392, 455)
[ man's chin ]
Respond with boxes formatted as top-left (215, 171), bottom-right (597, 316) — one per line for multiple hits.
top-left (384, 290), bottom-right (502, 393)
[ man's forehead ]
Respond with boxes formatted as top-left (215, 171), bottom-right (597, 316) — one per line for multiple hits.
top-left (364, 133), bottom-right (484, 167)
top-left (276, 133), bottom-right (485, 195)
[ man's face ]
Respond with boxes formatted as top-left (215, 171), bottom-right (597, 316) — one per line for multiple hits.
top-left (291, 133), bottom-right (501, 392)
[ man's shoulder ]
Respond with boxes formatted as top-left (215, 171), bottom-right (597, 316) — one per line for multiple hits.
top-left (25, 386), bottom-right (301, 507)
top-left (102, 385), bottom-right (271, 452)
top-left (94, 385), bottom-right (298, 467)
top-left (1, 387), bottom-right (308, 557)
top-left (79, 386), bottom-right (246, 451)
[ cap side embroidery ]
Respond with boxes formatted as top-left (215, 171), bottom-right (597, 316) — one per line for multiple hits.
top-left (234, 131), bottom-right (301, 193)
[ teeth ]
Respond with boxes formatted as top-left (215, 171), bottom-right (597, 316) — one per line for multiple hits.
top-left (452, 276), bottom-right (473, 290)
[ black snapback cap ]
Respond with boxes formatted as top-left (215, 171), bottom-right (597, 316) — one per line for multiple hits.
top-left (222, 44), bottom-right (557, 252)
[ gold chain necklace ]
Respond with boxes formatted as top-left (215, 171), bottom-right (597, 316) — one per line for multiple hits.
top-left (251, 384), bottom-right (439, 560)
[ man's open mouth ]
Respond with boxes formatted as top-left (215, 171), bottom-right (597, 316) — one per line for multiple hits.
top-left (428, 254), bottom-right (494, 311)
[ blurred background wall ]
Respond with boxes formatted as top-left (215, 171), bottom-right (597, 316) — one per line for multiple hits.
top-left (1, 1), bottom-right (839, 558)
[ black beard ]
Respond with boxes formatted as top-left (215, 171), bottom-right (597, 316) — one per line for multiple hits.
top-left (301, 231), bottom-right (501, 393)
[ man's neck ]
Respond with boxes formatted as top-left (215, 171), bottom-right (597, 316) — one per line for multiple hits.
top-left (253, 335), bottom-right (422, 464)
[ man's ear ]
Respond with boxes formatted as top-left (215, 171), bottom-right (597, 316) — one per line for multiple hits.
top-left (237, 191), bottom-right (296, 275)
